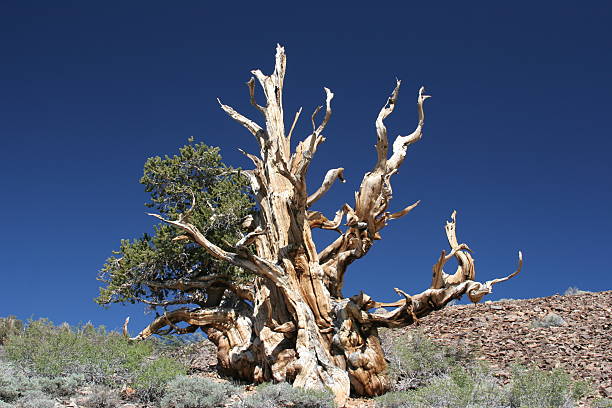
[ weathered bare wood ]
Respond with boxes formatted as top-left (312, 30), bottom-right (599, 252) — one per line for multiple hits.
top-left (127, 47), bottom-right (522, 405)
top-left (307, 167), bottom-right (345, 208)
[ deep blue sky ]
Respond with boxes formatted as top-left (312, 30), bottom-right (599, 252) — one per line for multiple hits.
top-left (1, 1), bottom-right (610, 332)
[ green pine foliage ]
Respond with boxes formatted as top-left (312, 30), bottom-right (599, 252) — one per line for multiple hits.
top-left (96, 140), bottom-right (254, 310)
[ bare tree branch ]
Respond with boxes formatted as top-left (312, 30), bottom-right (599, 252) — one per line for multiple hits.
top-left (287, 107), bottom-right (303, 142)
top-left (386, 86), bottom-right (431, 173)
top-left (217, 98), bottom-right (267, 147)
top-left (147, 212), bottom-right (285, 286)
top-left (247, 77), bottom-right (266, 114)
top-left (374, 80), bottom-right (401, 169)
top-left (307, 167), bottom-right (345, 208)
top-left (125, 307), bottom-right (243, 341)
top-left (307, 210), bottom-right (344, 231)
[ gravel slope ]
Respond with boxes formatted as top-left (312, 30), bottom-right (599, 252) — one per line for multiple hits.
top-left (398, 290), bottom-right (612, 399)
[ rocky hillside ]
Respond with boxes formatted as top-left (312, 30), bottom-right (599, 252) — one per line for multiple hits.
top-left (187, 291), bottom-right (611, 407)
top-left (399, 290), bottom-right (611, 399)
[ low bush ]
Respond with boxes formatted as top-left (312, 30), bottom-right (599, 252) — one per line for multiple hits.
top-left (593, 398), bottom-right (612, 407)
top-left (132, 357), bottom-right (187, 403)
top-left (161, 375), bottom-right (237, 408)
top-left (377, 364), bottom-right (590, 408)
top-left (4, 319), bottom-right (153, 386)
top-left (375, 365), bottom-right (507, 408)
top-left (564, 287), bottom-right (590, 296)
top-left (1, 360), bottom-right (86, 404)
top-left (0, 361), bottom-right (34, 403)
top-left (14, 390), bottom-right (56, 408)
top-left (378, 330), bottom-right (592, 408)
top-left (383, 330), bottom-right (476, 391)
top-left (530, 313), bottom-right (566, 328)
top-left (509, 365), bottom-right (589, 408)
top-left (81, 385), bottom-right (123, 408)
top-left (38, 373), bottom-right (85, 397)
top-left (239, 382), bottom-right (335, 408)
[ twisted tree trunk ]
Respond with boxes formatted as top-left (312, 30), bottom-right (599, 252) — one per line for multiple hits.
top-left (129, 46), bottom-right (522, 405)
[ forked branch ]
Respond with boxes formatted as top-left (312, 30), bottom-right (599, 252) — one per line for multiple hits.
top-left (351, 212), bottom-right (523, 328)
top-left (217, 99), bottom-right (268, 148)
top-left (374, 80), bottom-right (402, 169)
top-left (147, 212), bottom-right (284, 286)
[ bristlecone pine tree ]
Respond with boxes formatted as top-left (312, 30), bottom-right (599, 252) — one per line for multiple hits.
top-left (99, 46), bottom-right (522, 404)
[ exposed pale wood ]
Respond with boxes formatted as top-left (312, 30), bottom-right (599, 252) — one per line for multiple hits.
top-left (128, 46), bottom-right (522, 405)
top-left (307, 167), bottom-right (345, 208)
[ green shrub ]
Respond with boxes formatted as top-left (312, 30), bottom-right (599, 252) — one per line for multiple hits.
top-left (81, 386), bottom-right (123, 408)
top-left (4, 319), bottom-right (153, 386)
top-left (133, 357), bottom-right (187, 403)
top-left (384, 330), bottom-right (476, 391)
top-left (14, 391), bottom-right (55, 408)
top-left (0, 317), bottom-right (23, 345)
top-left (375, 365), bottom-right (507, 408)
top-left (509, 365), bottom-right (589, 408)
top-left (239, 382), bottom-right (335, 408)
top-left (530, 313), bottom-right (566, 328)
top-left (0, 361), bottom-right (34, 403)
top-left (37, 373), bottom-right (84, 397)
top-left (1, 359), bottom-right (87, 403)
top-left (377, 334), bottom-right (591, 408)
top-left (374, 391), bottom-right (413, 408)
top-left (0, 400), bottom-right (13, 408)
top-left (593, 398), bottom-right (612, 408)
top-left (161, 375), bottom-right (237, 408)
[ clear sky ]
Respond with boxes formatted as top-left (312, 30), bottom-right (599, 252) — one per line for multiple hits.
top-left (1, 1), bottom-right (610, 333)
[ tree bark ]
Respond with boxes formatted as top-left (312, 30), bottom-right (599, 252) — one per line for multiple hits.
top-left (127, 46), bottom-right (522, 405)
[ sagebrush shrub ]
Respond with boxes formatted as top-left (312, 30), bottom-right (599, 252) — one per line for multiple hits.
top-left (38, 373), bottom-right (84, 397)
top-left (383, 330), bottom-right (476, 391)
top-left (133, 357), bottom-right (187, 403)
top-left (0, 361), bottom-right (34, 402)
top-left (376, 332), bottom-right (591, 408)
top-left (509, 365), bottom-right (588, 408)
top-left (593, 398), bottom-right (612, 408)
top-left (13, 390), bottom-right (56, 408)
top-left (4, 319), bottom-right (153, 386)
top-left (82, 385), bottom-right (123, 408)
top-left (1, 359), bottom-right (86, 403)
top-left (238, 382), bottom-right (335, 408)
top-left (375, 365), bottom-right (507, 408)
top-left (161, 375), bottom-right (237, 408)
top-left (564, 287), bottom-right (590, 296)
top-left (530, 313), bottom-right (566, 328)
